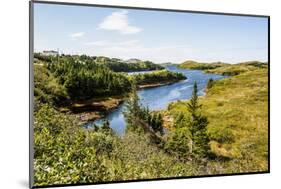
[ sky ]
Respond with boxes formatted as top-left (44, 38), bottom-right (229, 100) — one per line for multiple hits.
top-left (34, 3), bottom-right (268, 64)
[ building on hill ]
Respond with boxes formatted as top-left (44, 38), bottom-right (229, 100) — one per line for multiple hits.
top-left (42, 50), bottom-right (59, 56)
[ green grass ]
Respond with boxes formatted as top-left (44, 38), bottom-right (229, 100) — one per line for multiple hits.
top-left (205, 61), bottom-right (267, 76)
top-left (168, 67), bottom-right (268, 172)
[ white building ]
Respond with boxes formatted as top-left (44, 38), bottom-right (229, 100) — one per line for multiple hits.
top-left (42, 50), bottom-right (59, 56)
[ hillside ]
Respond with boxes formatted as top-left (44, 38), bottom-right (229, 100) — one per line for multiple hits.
top-left (167, 66), bottom-right (268, 172)
top-left (34, 53), bottom-right (164, 72)
top-left (178, 60), bottom-right (267, 76)
top-left (205, 61), bottom-right (268, 76)
top-left (178, 60), bottom-right (228, 70)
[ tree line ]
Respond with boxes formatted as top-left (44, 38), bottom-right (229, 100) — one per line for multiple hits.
top-left (133, 70), bottom-right (186, 86)
top-left (47, 59), bottom-right (131, 99)
top-left (34, 54), bottom-right (185, 103)
top-left (34, 53), bottom-right (164, 72)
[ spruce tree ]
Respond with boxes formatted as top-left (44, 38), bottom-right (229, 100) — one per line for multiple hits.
top-left (187, 81), bottom-right (210, 158)
top-left (101, 118), bottom-right (111, 133)
top-left (150, 113), bottom-right (157, 132)
top-left (150, 113), bottom-right (164, 135)
top-left (156, 113), bottom-right (164, 135)
top-left (187, 81), bottom-right (201, 119)
top-left (207, 78), bottom-right (214, 89)
top-left (123, 81), bottom-right (141, 132)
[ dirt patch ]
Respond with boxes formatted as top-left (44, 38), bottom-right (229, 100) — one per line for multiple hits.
top-left (59, 95), bottom-right (125, 122)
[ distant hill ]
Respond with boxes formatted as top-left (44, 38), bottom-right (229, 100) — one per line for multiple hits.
top-left (160, 62), bottom-right (175, 66)
top-left (237, 61), bottom-right (268, 68)
top-left (178, 60), bottom-right (228, 70)
top-left (125, 58), bottom-right (142, 64)
top-left (178, 59), bottom-right (267, 76)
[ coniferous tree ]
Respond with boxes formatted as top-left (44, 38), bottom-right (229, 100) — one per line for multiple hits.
top-left (149, 113), bottom-right (164, 135)
top-left (156, 113), bottom-right (164, 134)
top-left (187, 81), bottom-right (201, 119)
top-left (187, 81), bottom-right (210, 158)
top-left (206, 78), bottom-right (214, 89)
top-left (123, 81), bottom-right (142, 132)
top-left (101, 118), bottom-right (112, 133)
top-left (150, 113), bottom-right (157, 132)
top-left (144, 106), bottom-right (151, 124)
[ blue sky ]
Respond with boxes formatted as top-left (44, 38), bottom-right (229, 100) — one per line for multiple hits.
top-left (34, 3), bottom-right (268, 64)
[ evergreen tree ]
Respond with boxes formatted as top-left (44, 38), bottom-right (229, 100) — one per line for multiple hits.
top-left (165, 127), bottom-right (191, 159)
top-left (150, 113), bottom-right (164, 135)
top-left (187, 81), bottom-right (201, 119)
top-left (144, 106), bottom-right (151, 123)
top-left (150, 114), bottom-right (157, 132)
top-left (123, 81), bottom-right (142, 132)
top-left (93, 124), bottom-right (99, 132)
top-left (187, 81), bottom-right (210, 158)
top-left (207, 78), bottom-right (214, 89)
top-left (101, 118), bottom-right (111, 133)
top-left (156, 113), bottom-right (164, 135)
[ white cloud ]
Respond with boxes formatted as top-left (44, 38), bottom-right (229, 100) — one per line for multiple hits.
top-left (98, 10), bottom-right (142, 34)
top-left (84, 40), bottom-right (140, 47)
top-left (83, 39), bottom-right (196, 63)
top-left (69, 32), bottom-right (85, 39)
top-left (84, 41), bottom-right (109, 46)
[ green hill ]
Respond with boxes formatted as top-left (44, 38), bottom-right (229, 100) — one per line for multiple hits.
top-left (168, 66), bottom-right (268, 171)
top-left (178, 60), bottom-right (228, 70)
top-left (178, 60), bottom-right (267, 76)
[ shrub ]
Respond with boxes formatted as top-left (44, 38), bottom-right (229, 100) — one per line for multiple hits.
top-left (208, 126), bottom-right (235, 144)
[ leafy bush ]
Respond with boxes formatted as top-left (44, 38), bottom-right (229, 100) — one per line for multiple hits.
top-left (34, 65), bottom-right (68, 105)
top-left (208, 126), bottom-right (235, 144)
top-left (165, 127), bottom-right (191, 159)
top-left (34, 104), bottom-right (113, 185)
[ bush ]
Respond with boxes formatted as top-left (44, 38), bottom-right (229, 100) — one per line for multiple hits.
top-left (207, 78), bottom-right (214, 89)
top-left (34, 65), bottom-right (68, 105)
top-left (208, 126), bottom-right (235, 144)
top-left (34, 104), bottom-right (113, 185)
top-left (165, 127), bottom-right (191, 159)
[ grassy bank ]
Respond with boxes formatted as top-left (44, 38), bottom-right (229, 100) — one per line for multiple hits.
top-left (205, 61), bottom-right (268, 76)
top-left (168, 67), bottom-right (268, 171)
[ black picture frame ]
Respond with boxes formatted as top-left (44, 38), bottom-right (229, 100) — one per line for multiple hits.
top-left (29, 0), bottom-right (270, 188)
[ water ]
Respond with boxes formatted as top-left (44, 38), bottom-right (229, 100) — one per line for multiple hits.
top-left (127, 70), bottom-right (157, 75)
top-left (84, 65), bottom-right (226, 135)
